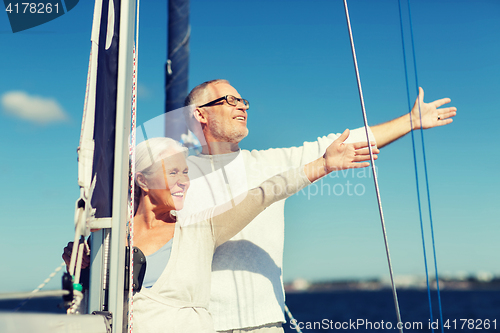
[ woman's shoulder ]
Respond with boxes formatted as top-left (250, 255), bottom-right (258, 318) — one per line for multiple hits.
top-left (178, 208), bottom-right (215, 228)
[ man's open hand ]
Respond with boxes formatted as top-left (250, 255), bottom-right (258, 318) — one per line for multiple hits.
top-left (411, 87), bottom-right (457, 130)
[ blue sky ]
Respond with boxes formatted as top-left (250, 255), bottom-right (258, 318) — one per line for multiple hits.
top-left (0, 0), bottom-right (498, 293)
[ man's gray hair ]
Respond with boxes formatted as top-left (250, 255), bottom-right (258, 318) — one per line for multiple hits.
top-left (184, 79), bottom-right (230, 107)
top-left (183, 79), bottom-right (230, 132)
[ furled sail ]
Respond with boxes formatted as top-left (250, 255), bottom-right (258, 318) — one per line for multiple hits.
top-left (73, 0), bottom-right (137, 332)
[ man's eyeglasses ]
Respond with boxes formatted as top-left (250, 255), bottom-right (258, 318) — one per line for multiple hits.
top-left (199, 95), bottom-right (249, 109)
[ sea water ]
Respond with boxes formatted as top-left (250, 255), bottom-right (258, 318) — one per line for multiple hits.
top-left (1, 290), bottom-right (499, 332)
top-left (283, 290), bottom-right (500, 332)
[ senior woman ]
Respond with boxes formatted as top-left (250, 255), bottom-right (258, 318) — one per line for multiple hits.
top-left (131, 136), bottom-right (311, 333)
top-left (64, 131), bottom-right (377, 333)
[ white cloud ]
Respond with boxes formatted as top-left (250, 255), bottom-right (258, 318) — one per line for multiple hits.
top-left (137, 82), bottom-right (152, 99)
top-left (1, 91), bottom-right (68, 124)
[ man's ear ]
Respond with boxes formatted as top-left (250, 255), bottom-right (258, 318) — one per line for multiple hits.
top-left (136, 173), bottom-right (148, 192)
top-left (194, 107), bottom-right (208, 125)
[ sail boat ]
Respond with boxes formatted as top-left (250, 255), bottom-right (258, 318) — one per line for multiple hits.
top-left (3, 1), bottom-right (490, 330)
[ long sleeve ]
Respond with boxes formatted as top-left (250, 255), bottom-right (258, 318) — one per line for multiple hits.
top-left (212, 166), bottom-right (311, 247)
top-left (245, 126), bottom-right (376, 171)
top-left (203, 127), bottom-right (376, 331)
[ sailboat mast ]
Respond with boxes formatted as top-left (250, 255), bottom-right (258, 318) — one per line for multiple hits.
top-left (108, 0), bottom-right (136, 331)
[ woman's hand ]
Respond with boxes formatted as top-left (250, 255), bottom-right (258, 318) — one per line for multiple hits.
top-left (323, 129), bottom-right (378, 173)
top-left (62, 241), bottom-right (90, 270)
top-left (304, 129), bottom-right (378, 182)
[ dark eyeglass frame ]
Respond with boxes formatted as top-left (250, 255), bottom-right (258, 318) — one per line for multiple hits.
top-left (199, 95), bottom-right (249, 108)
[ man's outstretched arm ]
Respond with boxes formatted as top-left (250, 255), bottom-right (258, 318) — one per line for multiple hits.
top-left (371, 87), bottom-right (457, 148)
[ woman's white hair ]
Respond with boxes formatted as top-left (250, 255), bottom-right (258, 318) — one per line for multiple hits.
top-left (133, 137), bottom-right (188, 213)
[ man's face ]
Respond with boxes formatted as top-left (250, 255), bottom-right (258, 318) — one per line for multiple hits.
top-left (200, 83), bottom-right (249, 144)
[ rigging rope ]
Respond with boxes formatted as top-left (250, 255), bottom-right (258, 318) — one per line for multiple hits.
top-left (127, 1), bottom-right (140, 331)
top-left (397, 0), bottom-right (435, 328)
top-left (13, 262), bottom-right (67, 311)
top-left (285, 305), bottom-right (303, 333)
top-left (398, 1), bottom-right (444, 332)
top-left (341, 1), bottom-right (403, 332)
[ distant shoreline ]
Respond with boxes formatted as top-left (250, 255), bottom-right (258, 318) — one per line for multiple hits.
top-left (285, 276), bottom-right (500, 293)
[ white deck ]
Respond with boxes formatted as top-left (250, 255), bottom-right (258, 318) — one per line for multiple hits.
top-left (0, 312), bottom-right (109, 333)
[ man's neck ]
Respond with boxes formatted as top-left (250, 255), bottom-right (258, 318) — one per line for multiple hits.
top-left (201, 141), bottom-right (240, 155)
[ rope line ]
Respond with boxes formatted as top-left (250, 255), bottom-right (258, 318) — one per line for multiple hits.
top-left (404, 1), bottom-right (445, 331)
top-left (127, 1), bottom-right (140, 331)
top-left (397, 0), bottom-right (435, 329)
top-left (13, 262), bottom-right (66, 311)
top-left (285, 305), bottom-right (303, 333)
top-left (342, 1), bottom-right (403, 332)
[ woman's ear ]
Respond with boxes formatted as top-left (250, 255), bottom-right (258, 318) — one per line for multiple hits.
top-left (136, 172), bottom-right (148, 192)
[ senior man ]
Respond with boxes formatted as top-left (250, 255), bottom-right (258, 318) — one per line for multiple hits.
top-left (180, 79), bottom-right (456, 333)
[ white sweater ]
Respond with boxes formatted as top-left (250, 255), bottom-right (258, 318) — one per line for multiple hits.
top-left (132, 167), bottom-right (311, 333)
top-left (180, 128), bottom-right (375, 331)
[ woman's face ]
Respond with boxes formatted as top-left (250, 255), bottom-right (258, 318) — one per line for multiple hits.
top-left (147, 150), bottom-right (190, 211)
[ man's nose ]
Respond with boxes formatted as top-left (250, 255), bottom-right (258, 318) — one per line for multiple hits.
top-left (237, 100), bottom-right (249, 110)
